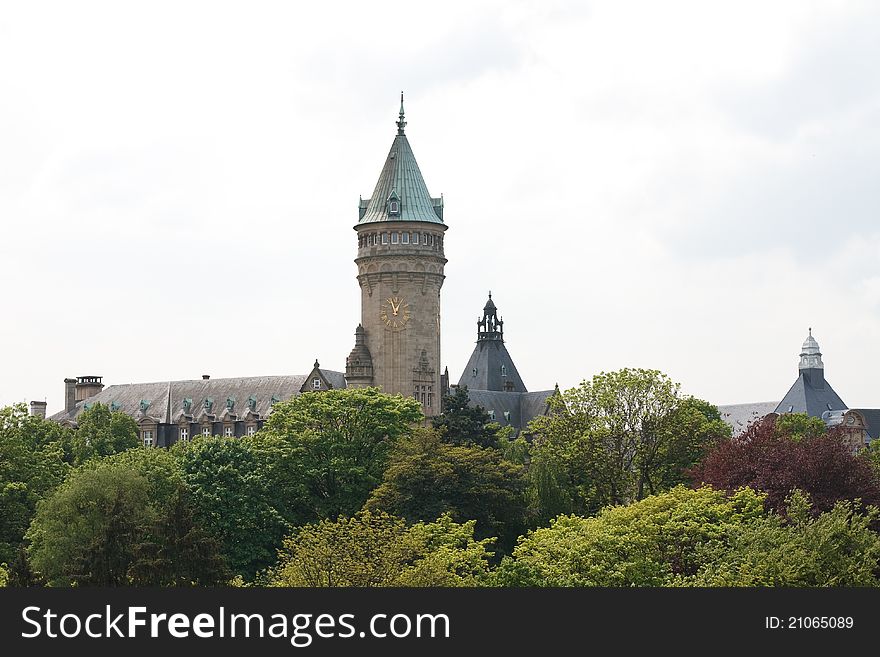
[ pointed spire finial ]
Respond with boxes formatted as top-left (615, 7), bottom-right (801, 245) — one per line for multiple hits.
top-left (488, 290), bottom-right (492, 299)
top-left (809, 327), bottom-right (812, 336)
top-left (396, 91), bottom-right (407, 135)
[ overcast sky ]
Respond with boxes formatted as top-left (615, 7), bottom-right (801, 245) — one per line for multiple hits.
top-left (2, 0), bottom-right (879, 415)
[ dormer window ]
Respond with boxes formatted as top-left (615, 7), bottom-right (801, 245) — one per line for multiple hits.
top-left (388, 192), bottom-right (401, 216)
top-left (472, 367), bottom-right (478, 377)
top-left (501, 365), bottom-right (507, 377)
top-left (313, 377), bottom-right (321, 390)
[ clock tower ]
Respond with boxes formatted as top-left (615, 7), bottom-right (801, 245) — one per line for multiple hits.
top-left (345, 95), bottom-right (447, 416)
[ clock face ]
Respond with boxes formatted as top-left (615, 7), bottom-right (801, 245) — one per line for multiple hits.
top-left (380, 296), bottom-right (411, 330)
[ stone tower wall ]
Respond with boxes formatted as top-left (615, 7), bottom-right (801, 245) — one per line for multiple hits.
top-left (354, 221), bottom-right (446, 416)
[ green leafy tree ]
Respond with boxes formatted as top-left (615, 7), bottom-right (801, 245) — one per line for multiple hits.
top-left (270, 510), bottom-right (493, 587)
top-left (26, 448), bottom-right (228, 586)
top-left (366, 428), bottom-right (528, 551)
top-left (0, 563), bottom-right (7, 587)
top-left (678, 490), bottom-right (880, 586)
top-left (174, 436), bottom-right (289, 579)
top-left (433, 385), bottom-right (501, 448)
top-left (71, 402), bottom-right (140, 464)
top-left (244, 432), bottom-right (314, 528)
top-left (0, 404), bottom-right (70, 566)
top-left (866, 439), bottom-right (880, 478)
top-left (774, 413), bottom-right (827, 441)
top-left (128, 485), bottom-right (231, 586)
top-left (493, 486), bottom-right (767, 587)
top-left (526, 369), bottom-right (729, 519)
top-left (27, 459), bottom-right (159, 585)
top-left (260, 388), bottom-right (423, 519)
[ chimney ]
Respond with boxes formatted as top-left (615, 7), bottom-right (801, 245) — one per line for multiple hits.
top-left (64, 378), bottom-right (77, 413)
top-left (202, 374), bottom-right (210, 380)
top-left (29, 401), bottom-right (47, 419)
top-left (74, 376), bottom-right (104, 403)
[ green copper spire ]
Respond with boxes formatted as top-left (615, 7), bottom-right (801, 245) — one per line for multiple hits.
top-left (358, 94), bottom-right (444, 224)
top-left (396, 91), bottom-right (406, 135)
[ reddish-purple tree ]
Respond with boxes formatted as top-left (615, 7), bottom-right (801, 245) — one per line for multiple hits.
top-left (689, 417), bottom-right (880, 515)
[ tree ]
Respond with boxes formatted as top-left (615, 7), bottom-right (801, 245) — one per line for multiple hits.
top-left (493, 486), bottom-right (767, 587)
top-left (270, 510), bottom-right (493, 587)
top-left (259, 388), bottom-right (423, 519)
top-left (0, 404), bottom-right (70, 566)
top-left (27, 459), bottom-right (158, 585)
top-left (244, 432), bottom-right (314, 528)
top-left (525, 369), bottom-right (728, 519)
top-left (366, 429), bottom-right (528, 551)
top-left (26, 448), bottom-right (228, 586)
top-left (71, 402), bottom-right (140, 464)
top-left (128, 485), bottom-right (231, 586)
top-left (689, 416), bottom-right (880, 515)
top-left (677, 490), bottom-right (880, 587)
top-left (174, 436), bottom-right (289, 579)
top-left (774, 413), bottom-right (827, 441)
top-left (432, 385), bottom-right (501, 448)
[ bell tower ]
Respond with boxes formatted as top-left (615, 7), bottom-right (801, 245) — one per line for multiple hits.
top-left (345, 94), bottom-right (447, 416)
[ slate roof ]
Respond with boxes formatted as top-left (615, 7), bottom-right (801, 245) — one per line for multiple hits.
top-left (320, 370), bottom-right (347, 390)
top-left (774, 373), bottom-right (847, 417)
top-left (717, 401), bottom-right (779, 435)
top-left (359, 98), bottom-right (443, 225)
top-left (458, 340), bottom-right (528, 393)
top-left (854, 409), bottom-right (880, 440)
top-left (464, 388), bottom-right (555, 431)
top-left (49, 372), bottom-right (346, 424)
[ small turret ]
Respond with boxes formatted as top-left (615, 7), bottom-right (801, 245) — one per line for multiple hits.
top-left (345, 324), bottom-right (374, 387)
top-left (477, 292), bottom-right (503, 341)
top-left (798, 328), bottom-right (825, 389)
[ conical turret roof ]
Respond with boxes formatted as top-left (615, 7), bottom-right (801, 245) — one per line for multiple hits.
top-left (358, 94), bottom-right (444, 224)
